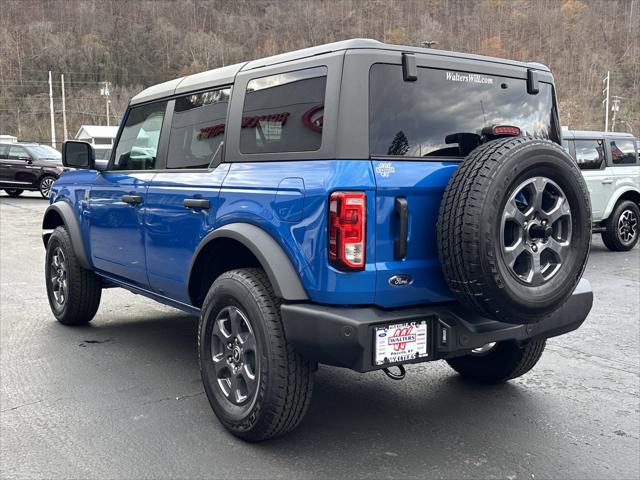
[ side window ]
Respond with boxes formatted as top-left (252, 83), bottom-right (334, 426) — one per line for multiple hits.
top-left (561, 138), bottom-right (571, 152)
top-left (240, 66), bottom-right (327, 154)
top-left (610, 139), bottom-right (637, 165)
top-left (167, 88), bottom-right (231, 169)
top-left (112, 101), bottom-right (167, 170)
top-left (574, 140), bottom-right (605, 170)
top-left (8, 146), bottom-right (30, 160)
top-left (0, 145), bottom-right (7, 159)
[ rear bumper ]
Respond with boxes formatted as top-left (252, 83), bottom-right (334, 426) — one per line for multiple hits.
top-left (281, 278), bottom-right (593, 372)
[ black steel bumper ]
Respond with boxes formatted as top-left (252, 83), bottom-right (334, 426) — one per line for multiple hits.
top-left (281, 279), bottom-right (593, 373)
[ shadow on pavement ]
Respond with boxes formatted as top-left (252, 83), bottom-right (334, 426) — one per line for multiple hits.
top-left (51, 310), bottom-right (538, 458)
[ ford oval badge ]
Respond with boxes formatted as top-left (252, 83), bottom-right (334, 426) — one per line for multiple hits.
top-left (388, 274), bottom-right (413, 286)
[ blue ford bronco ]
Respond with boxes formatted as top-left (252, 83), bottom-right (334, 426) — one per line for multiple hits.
top-left (43, 39), bottom-right (593, 441)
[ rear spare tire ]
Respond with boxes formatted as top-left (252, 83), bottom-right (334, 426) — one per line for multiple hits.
top-left (437, 138), bottom-right (591, 324)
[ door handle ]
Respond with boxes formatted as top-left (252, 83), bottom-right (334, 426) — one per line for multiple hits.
top-left (122, 194), bottom-right (142, 204)
top-left (183, 198), bottom-right (210, 209)
top-left (602, 178), bottom-right (614, 185)
top-left (394, 197), bottom-right (409, 260)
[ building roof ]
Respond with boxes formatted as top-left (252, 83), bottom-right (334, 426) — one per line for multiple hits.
top-left (563, 130), bottom-right (635, 139)
top-left (130, 38), bottom-right (551, 106)
top-left (75, 125), bottom-right (119, 139)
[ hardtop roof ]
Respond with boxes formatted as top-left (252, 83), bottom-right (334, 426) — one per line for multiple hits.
top-left (563, 130), bottom-right (635, 139)
top-left (130, 38), bottom-right (551, 106)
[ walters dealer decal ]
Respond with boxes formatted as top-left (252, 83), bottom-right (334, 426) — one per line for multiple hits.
top-left (388, 326), bottom-right (417, 352)
top-left (445, 71), bottom-right (494, 85)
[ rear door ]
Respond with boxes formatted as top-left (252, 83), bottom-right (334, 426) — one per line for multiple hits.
top-left (5, 145), bottom-right (37, 188)
top-left (144, 87), bottom-right (232, 304)
top-left (88, 100), bottom-right (167, 287)
top-left (367, 60), bottom-right (560, 308)
top-left (573, 138), bottom-right (612, 221)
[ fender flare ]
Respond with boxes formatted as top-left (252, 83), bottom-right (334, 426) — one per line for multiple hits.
top-left (189, 223), bottom-right (308, 301)
top-left (603, 186), bottom-right (640, 220)
top-left (42, 201), bottom-right (91, 270)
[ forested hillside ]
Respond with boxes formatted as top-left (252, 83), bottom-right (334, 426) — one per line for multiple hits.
top-left (1, 0), bottom-right (638, 144)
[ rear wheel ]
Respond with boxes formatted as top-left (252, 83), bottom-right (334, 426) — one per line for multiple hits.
top-left (45, 226), bottom-right (102, 325)
top-left (199, 268), bottom-right (314, 441)
top-left (4, 188), bottom-right (23, 197)
top-left (601, 200), bottom-right (639, 251)
top-left (447, 339), bottom-right (546, 383)
top-left (39, 176), bottom-right (55, 198)
top-left (437, 138), bottom-right (591, 324)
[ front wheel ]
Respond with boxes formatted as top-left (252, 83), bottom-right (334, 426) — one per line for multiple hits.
top-left (447, 339), bottom-right (546, 383)
top-left (601, 200), bottom-right (639, 251)
top-left (45, 226), bottom-right (102, 325)
top-left (4, 188), bottom-right (24, 197)
top-left (39, 176), bottom-right (55, 198)
top-left (198, 268), bottom-right (314, 441)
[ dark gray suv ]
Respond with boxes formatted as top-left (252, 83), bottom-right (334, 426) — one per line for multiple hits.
top-left (0, 143), bottom-right (65, 198)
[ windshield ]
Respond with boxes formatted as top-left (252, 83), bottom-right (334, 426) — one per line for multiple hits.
top-left (369, 64), bottom-right (559, 158)
top-left (26, 145), bottom-right (62, 160)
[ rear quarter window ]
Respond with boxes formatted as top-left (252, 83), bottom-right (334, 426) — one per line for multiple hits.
top-left (610, 139), bottom-right (637, 165)
top-left (369, 64), bottom-right (558, 159)
top-left (240, 67), bottom-right (327, 154)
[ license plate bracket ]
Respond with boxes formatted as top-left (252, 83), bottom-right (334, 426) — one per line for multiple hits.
top-left (374, 320), bottom-right (429, 366)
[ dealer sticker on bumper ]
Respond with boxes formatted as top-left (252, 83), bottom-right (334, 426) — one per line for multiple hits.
top-left (374, 321), bottom-right (428, 366)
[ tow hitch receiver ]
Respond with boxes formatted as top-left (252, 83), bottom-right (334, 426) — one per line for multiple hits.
top-left (383, 365), bottom-right (406, 380)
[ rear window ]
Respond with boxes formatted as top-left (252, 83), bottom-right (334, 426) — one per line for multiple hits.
top-left (167, 87), bottom-right (231, 169)
top-left (369, 64), bottom-right (558, 158)
top-left (610, 139), bottom-right (637, 165)
top-left (240, 67), bottom-right (327, 154)
top-left (574, 139), bottom-right (605, 170)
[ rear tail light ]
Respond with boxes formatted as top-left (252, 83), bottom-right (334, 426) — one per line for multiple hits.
top-left (328, 191), bottom-right (366, 271)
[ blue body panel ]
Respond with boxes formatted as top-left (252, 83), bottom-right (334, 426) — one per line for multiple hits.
top-left (372, 160), bottom-right (457, 307)
top-left (50, 158), bottom-right (459, 309)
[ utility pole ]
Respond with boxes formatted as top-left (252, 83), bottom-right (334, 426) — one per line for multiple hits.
top-left (610, 96), bottom-right (624, 132)
top-left (100, 81), bottom-right (111, 126)
top-left (602, 71), bottom-right (610, 132)
top-left (61, 74), bottom-right (68, 141)
top-left (48, 70), bottom-right (56, 148)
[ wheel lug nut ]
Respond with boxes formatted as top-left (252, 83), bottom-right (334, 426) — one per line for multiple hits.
top-left (532, 245), bottom-right (538, 252)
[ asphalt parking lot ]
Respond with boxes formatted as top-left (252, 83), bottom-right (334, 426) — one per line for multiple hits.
top-left (1, 191), bottom-right (638, 480)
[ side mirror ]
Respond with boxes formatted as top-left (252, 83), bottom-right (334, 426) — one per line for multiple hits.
top-left (62, 140), bottom-right (95, 169)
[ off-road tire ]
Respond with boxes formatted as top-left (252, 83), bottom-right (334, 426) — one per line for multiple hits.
top-left (45, 226), bottom-right (102, 325)
top-left (601, 200), bottom-right (639, 251)
top-left (447, 339), bottom-right (546, 383)
top-left (4, 188), bottom-right (24, 197)
top-left (199, 268), bottom-right (314, 441)
top-left (437, 138), bottom-right (591, 324)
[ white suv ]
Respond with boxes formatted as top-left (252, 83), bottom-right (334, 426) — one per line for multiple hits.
top-left (562, 130), bottom-right (639, 251)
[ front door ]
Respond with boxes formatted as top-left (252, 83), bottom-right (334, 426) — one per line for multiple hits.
top-left (88, 100), bottom-right (168, 287)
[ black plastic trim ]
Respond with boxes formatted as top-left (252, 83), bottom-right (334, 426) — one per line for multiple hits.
top-left (188, 222), bottom-right (308, 301)
top-left (281, 278), bottom-right (593, 372)
top-left (402, 53), bottom-right (417, 81)
top-left (42, 201), bottom-right (91, 270)
top-left (394, 197), bottom-right (408, 259)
